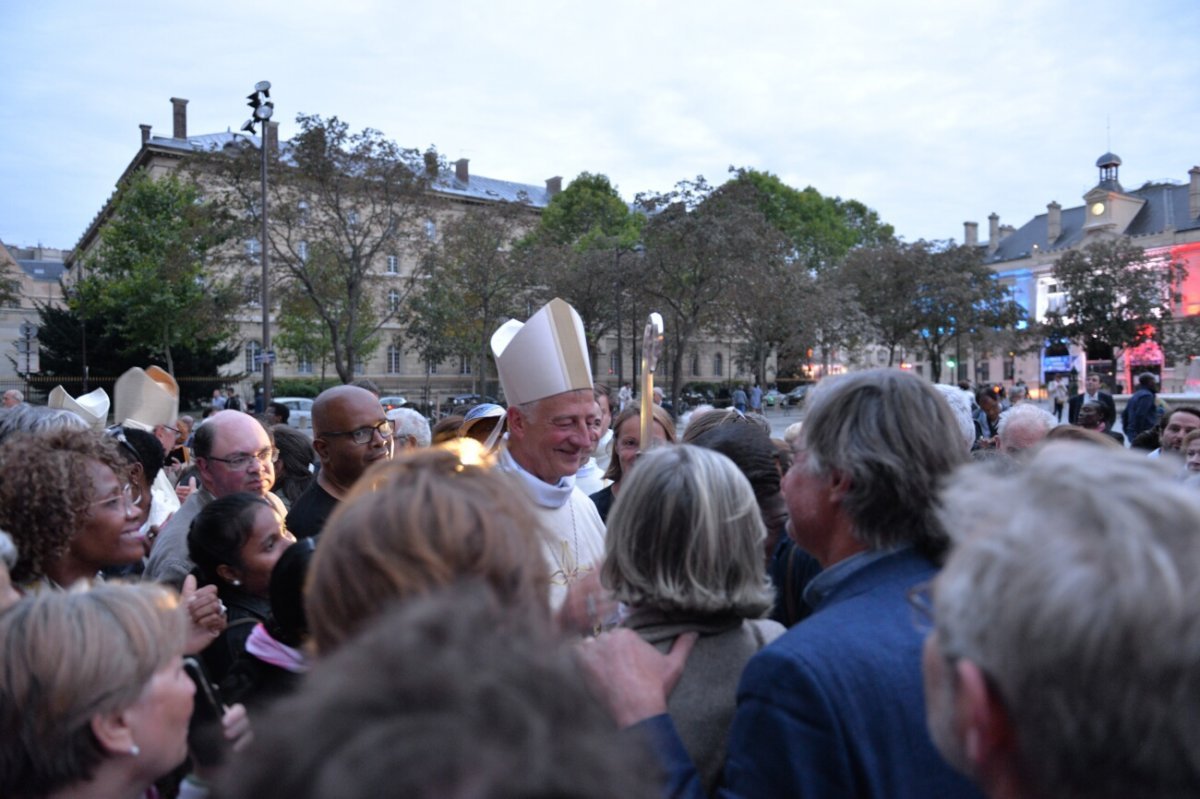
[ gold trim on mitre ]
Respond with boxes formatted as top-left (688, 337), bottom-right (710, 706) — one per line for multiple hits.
top-left (490, 298), bottom-right (593, 406)
top-left (113, 366), bottom-right (179, 431)
top-left (47, 386), bottom-right (111, 432)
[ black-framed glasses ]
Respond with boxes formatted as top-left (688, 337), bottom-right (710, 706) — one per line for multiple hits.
top-left (321, 421), bottom-right (393, 445)
top-left (205, 446), bottom-right (278, 471)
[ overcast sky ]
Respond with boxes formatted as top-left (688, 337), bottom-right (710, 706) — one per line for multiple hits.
top-left (2, 0), bottom-right (1197, 252)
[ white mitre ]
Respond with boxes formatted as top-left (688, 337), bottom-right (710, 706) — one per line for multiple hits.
top-left (113, 366), bottom-right (179, 431)
top-left (47, 386), bottom-right (111, 431)
top-left (491, 298), bottom-right (593, 406)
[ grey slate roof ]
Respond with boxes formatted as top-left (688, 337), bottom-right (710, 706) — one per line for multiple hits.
top-left (986, 181), bottom-right (1200, 264)
top-left (16, 259), bottom-right (65, 282)
top-left (146, 132), bottom-right (554, 207)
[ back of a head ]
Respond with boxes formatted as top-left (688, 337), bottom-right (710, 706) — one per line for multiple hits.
top-left (933, 384), bottom-right (976, 453)
top-left (0, 582), bottom-right (186, 798)
top-left (603, 444), bottom-right (772, 617)
top-left (271, 425), bottom-right (316, 490)
top-left (217, 585), bottom-right (661, 799)
top-left (269, 537), bottom-right (317, 648)
top-left (0, 404), bottom-right (89, 446)
top-left (997, 403), bottom-right (1056, 456)
top-left (802, 369), bottom-right (967, 557)
top-left (935, 443), bottom-right (1200, 798)
top-left (306, 445), bottom-right (551, 654)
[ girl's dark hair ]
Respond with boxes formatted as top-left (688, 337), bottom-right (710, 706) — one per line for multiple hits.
top-left (271, 424), bottom-right (315, 505)
top-left (268, 537), bottom-right (317, 647)
top-left (188, 493), bottom-right (271, 585)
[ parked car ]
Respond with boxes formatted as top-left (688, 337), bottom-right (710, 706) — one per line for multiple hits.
top-left (785, 384), bottom-right (813, 406)
top-left (379, 395), bottom-right (407, 412)
top-left (273, 396), bottom-right (314, 432)
top-left (440, 394), bottom-right (500, 416)
top-left (763, 388), bottom-right (784, 407)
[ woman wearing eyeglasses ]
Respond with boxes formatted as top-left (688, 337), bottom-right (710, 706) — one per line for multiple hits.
top-left (0, 428), bottom-right (146, 592)
top-left (188, 493), bottom-right (296, 683)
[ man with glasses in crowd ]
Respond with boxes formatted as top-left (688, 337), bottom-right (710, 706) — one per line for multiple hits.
top-left (286, 385), bottom-right (393, 539)
top-left (144, 410), bottom-right (284, 589)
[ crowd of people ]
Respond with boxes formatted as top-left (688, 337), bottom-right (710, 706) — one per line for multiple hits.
top-left (1, 300), bottom-right (1199, 799)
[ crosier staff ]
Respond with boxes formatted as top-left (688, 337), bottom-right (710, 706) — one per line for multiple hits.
top-left (640, 313), bottom-right (664, 453)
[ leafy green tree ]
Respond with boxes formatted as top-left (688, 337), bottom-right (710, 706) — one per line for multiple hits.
top-left (203, 115), bottom-right (434, 383)
top-left (839, 240), bottom-right (1026, 382)
top-left (73, 169), bottom-right (240, 375)
top-left (730, 168), bottom-right (894, 272)
top-left (639, 177), bottom-right (781, 408)
top-left (521, 173), bottom-right (645, 381)
top-left (1045, 238), bottom-right (1184, 367)
top-left (409, 202), bottom-right (531, 396)
top-left (35, 300), bottom-right (237, 405)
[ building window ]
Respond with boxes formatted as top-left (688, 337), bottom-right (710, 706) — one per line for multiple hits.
top-left (244, 238), bottom-right (259, 257)
top-left (1003, 356), bottom-right (1015, 381)
top-left (713, 353), bottom-right (723, 377)
top-left (297, 240), bottom-right (308, 261)
top-left (354, 356), bottom-right (365, 375)
top-left (424, 219), bottom-right (436, 240)
top-left (348, 210), bottom-right (359, 227)
top-left (610, 350), bottom-right (619, 375)
top-left (386, 254), bottom-right (399, 275)
top-left (977, 360), bottom-right (991, 383)
top-left (691, 354), bottom-right (701, 377)
top-left (245, 340), bottom-right (262, 373)
top-left (296, 353), bottom-right (313, 374)
top-left (388, 289), bottom-right (401, 313)
top-left (459, 356), bottom-right (471, 375)
top-left (244, 276), bottom-right (260, 306)
top-left (297, 200), bottom-right (310, 226)
top-left (427, 358), bottom-right (438, 375)
top-left (387, 345), bottom-right (402, 374)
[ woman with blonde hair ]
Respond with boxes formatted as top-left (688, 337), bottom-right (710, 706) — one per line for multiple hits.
top-left (0, 582), bottom-right (192, 798)
top-left (602, 444), bottom-right (784, 793)
top-left (588, 404), bottom-right (676, 523)
top-left (306, 443), bottom-right (551, 654)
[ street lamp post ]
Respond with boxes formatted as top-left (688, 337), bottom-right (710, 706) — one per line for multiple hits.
top-left (241, 81), bottom-right (274, 406)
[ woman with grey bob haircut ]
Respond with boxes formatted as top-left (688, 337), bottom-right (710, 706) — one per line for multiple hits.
top-left (602, 444), bottom-right (783, 794)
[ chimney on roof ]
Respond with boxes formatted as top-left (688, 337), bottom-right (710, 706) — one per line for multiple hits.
top-left (1046, 201), bottom-right (1062, 243)
top-left (424, 150), bottom-right (439, 177)
top-left (266, 121), bottom-right (279, 155)
top-left (963, 221), bottom-right (978, 247)
top-left (987, 212), bottom-right (1000, 254)
top-left (170, 97), bottom-right (188, 139)
top-left (1190, 166), bottom-right (1200, 219)
top-left (140, 124), bottom-right (152, 146)
top-left (999, 224), bottom-right (1015, 239)
top-left (455, 158), bottom-right (469, 183)
top-left (546, 176), bottom-right (563, 198)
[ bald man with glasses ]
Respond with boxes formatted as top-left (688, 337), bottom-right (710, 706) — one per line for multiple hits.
top-left (144, 410), bottom-right (285, 589)
top-left (286, 385), bottom-right (394, 539)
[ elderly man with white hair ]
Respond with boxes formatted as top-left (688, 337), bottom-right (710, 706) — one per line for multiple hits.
top-left (924, 443), bottom-right (1200, 798)
top-left (387, 407), bottom-right (431, 450)
top-left (995, 403), bottom-right (1056, 456)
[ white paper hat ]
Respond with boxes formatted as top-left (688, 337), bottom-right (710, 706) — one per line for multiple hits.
top-left (47, 386), bottom-right (111, 431)
top-left (490, 298), bottom-right (592, 407)
top-left (113, 366), bottom-right (179, 431)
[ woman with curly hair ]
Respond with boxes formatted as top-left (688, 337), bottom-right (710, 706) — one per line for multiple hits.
top-left (0, 428), bottom-right (145, 589)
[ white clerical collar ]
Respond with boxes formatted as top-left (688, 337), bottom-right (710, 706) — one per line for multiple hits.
top-left (498, 447), bottom-right (576, 509)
